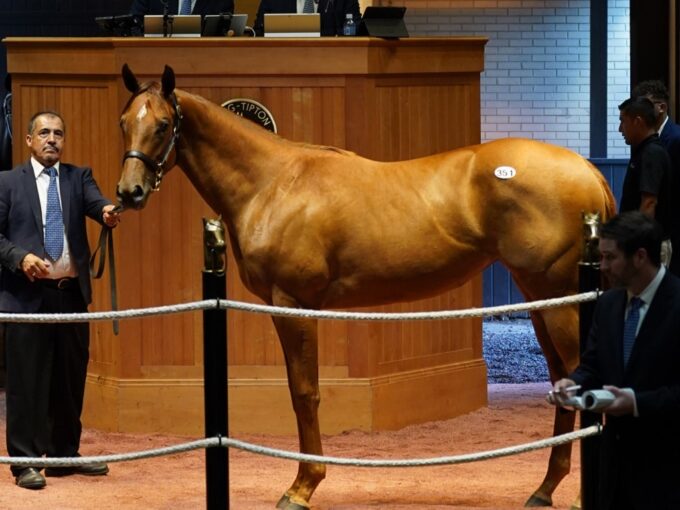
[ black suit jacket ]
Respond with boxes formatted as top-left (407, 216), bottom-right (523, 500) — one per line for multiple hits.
top-left (570, 272), bottom-right (680, 509)
top-left (0, 162), bottom-right (111, 312)
top-left (254, 0), bottom-right (361, 36)
top-left (659, 118), bottom-right (680, 273)
top-left (130, 0), bottom-right (234, 16)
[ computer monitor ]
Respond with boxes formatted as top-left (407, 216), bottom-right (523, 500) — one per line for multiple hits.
top-left (358, 6), bottom-right (409, 38)
top-left (144, 15), bottom-right (202, 37)
top-left (264, 13), bottom-right (320, 38)
top-left (202, 14), bottom-right (248, 36)
top-left (95, 15), bottom-right (143, 37)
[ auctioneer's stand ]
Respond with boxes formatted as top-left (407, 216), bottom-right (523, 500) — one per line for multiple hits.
top-left (5, 36), bottom-right (488, 435)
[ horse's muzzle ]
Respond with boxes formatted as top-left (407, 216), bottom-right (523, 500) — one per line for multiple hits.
top-left (116, 184), bottom-right (147, 210)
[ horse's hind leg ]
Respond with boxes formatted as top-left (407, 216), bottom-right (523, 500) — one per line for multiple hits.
top-left (524, 305), bottom-right (579, 507)
top-left (270, 291), bottom-right (325, 510)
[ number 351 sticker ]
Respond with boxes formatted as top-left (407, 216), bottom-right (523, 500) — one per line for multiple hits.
top-left (494, 166), bottom-right (517, 179)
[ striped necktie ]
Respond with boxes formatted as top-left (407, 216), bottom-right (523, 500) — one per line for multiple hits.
top-left (44, 167), bottom-right (64, 261)
top-left (622, 296), bottom-right (643, 366)
top-left (302, 0), bottom-right (315, 13)
top-left (179, 0), bottom-right (192, 15)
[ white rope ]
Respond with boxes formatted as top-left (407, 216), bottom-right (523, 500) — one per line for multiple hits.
top-left (218, 291), bottom-right (599, 321)
top-left (0, 425), bottom-right (601, 468)
top-left (0, 291), bottom-right (599, 323)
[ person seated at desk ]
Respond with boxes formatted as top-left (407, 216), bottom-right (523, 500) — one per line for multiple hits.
top-left (130, 0), bottom-right (234, 16)
top-left (254, 0), bottom-right (361, 36)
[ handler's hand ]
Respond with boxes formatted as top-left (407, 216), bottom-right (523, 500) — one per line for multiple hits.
top-left (602, 385), bottom-right (635, 416)
top-left (102, 204), bottom-right (121, 228)
top-left (547, 378), bottom-right (578, 406)
top-left (20, 254), bottom-right (51, 282)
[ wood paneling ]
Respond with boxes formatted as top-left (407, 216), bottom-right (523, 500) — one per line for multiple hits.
top-left (7, 37), bottom-right (488, 433)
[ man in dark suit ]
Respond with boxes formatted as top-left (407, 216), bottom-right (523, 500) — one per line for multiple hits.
top-left (254, 0), bottom-right (360, 36)
top-left (550, 211), bottom-right (680, 509)
top-left (129, 0), bottom-right (234, 16)
top-left (0, 111), bottom-right (120, 490)
top-left (633, 80), bottom-right (680, 277)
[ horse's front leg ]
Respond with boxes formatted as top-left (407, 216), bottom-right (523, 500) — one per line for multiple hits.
top-left (270, 291), bottom-right (325, 510)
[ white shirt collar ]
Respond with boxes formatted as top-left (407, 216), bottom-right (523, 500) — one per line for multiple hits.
top-left (629, 264), bottom-right (665, 306)
top-left (31, 157), bottom-right (60, 178)
top-left (658, 115), bottom-right (669, 136)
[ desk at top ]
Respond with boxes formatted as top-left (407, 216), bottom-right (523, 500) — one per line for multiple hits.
top-left (5, 36), bottom-right (488, 435)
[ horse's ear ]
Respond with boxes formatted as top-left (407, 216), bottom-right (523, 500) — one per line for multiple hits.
top-left (161, 65), bottom-right (176, 97)
top-left (122, 64), bottom-right (140, 94)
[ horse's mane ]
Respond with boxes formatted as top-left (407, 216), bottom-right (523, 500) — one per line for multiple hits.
top-left (178, 88), bottom-right (357, 157)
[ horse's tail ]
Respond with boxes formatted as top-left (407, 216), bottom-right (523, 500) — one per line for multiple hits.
top-left (588, 160), bottom-right (617, 221)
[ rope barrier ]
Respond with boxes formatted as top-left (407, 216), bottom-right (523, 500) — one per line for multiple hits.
top-left (0, 424), bottom-right (601, 468)
top-left (0, 291), bottom-right (599, 323)
top-left (0, 289), bottom-right (602, 477)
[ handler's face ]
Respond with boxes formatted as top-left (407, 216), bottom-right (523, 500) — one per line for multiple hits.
top-left (599, 238), bottom-right (638, 289)
top-left (26, 114), bottom-right (65, 168)
top-left (618, 112), bottom-right (641, 147)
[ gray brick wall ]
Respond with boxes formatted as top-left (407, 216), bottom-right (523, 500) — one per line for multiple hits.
top-left (404, 0), bottom-right (630, 159)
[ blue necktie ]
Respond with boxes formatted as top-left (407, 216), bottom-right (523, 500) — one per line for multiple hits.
top-left (622, 297), bottom-right (643, 366)
top-left (303, 0), bottom-right (315, 13)
top-left (179, 0), bottom-right (192, 14)
top-left (44, 167), bottom-right (64, 262)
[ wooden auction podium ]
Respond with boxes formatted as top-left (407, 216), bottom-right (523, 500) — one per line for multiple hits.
top-left (5, 36), bottom-right (488, 435)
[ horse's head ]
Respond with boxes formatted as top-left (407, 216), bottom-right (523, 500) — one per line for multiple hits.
top-left (116, 64), bottom-right (181, 210)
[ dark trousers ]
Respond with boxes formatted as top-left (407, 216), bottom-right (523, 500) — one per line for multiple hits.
top-left (4, 284), bottom-right (89, 475)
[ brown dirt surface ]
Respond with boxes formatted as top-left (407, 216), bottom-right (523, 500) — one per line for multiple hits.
top-left (0, 383), bottom-right (582, 509)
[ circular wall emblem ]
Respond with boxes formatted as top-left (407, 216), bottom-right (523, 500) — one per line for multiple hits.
top-left (221, 99), bottom-right (277, 133)
top-left (494, 166), bottom-right (517, 179)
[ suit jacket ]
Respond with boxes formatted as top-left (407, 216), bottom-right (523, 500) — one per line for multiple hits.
top-left (570, 272), bottom-right (680, 509)
top-left (254, 0), bottom-right (361, 36)
top-left (129, 0), bottom-right (234, 16)
top-left (0, 162), bottom-right (111, 312)
top-left (659, 118), bottom-right (680, 246)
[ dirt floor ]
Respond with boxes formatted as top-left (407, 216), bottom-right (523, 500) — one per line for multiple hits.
top-left (0, 382), bottom-right (584, 510)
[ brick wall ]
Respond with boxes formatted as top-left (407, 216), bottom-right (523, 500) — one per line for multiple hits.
top-left (400, 0), bottom-right (630, 159)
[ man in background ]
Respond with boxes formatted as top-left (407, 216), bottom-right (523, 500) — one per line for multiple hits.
top-left (130, 0), bottom-right (234, 16)
top-left (617, 96), bottom-right (672, 255)
top-left (632, 80), bottom-right (680, 276)
top-left (254, 0), bottom-right (360, 36)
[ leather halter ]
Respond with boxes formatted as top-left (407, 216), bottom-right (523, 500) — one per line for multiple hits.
top-left (122, 92), bottom-right (182, 192)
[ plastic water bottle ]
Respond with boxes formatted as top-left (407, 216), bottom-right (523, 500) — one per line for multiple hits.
top-left (343, 13), bottom-right (356, 36)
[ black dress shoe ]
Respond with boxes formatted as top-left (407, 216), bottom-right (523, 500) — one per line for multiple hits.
top-left (15, 467), bottom-right (46, 489)
top-left (45, 463), bottom-right (109, 477)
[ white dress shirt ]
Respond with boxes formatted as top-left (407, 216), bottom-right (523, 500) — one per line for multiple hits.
top-left (297, 0), bottom-right (318, 13)
top-left (31, 157), bottom-right (77, 278)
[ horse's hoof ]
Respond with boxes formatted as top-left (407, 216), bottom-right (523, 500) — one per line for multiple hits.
top-left (525, 494), bottom-right (552, 507)
top-left (275, 494), bottom-right (309, 510)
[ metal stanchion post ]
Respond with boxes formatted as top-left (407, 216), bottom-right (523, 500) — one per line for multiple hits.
top-left (578, 212), bottom-right (602, 510)
top-left (202, 218), bottom-right (228, 510)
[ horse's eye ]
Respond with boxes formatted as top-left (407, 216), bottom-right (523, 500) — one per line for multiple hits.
top-left (156, 121), bottom-right (170, 136)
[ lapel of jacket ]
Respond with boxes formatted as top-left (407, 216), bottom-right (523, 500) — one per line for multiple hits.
top-left (626, 272), bottom-right (672, 373)
top-left (58, 164), bottom-right (72, 232)
top-left (609, 290), bottom-right (627, 379)
top-left (20, 161), bottom-right (43, 236)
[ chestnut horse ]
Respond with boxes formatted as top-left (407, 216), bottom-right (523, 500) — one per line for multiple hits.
top-left (116, 65), bottom-right (615, 509)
